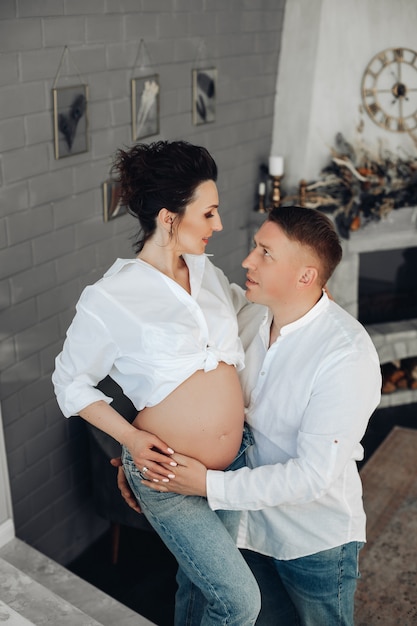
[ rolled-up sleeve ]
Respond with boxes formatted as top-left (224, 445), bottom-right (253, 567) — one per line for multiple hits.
top-left (52, 303), bottom-right (118, 417)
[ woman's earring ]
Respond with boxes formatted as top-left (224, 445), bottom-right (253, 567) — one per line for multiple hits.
top-left (169, 218), bottom-right (173, 237)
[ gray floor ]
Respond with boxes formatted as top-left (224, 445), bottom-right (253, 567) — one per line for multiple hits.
top-left (0, 537), bottom-right (155, 626)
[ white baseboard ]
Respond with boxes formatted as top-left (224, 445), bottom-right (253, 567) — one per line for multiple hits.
top-left (0, 519), bottom-right (15, 549)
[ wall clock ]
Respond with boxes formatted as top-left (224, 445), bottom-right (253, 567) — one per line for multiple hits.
top-left (361, 47), bottom-right (417, 132)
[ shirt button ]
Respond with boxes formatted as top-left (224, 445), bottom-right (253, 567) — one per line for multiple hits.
top-left (260, 371), bottom-right (265, 376)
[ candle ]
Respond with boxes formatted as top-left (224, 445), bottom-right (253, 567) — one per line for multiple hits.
top-left (269, 155), bottom-right (284, 177)
top-left (258, 182), bottom-right (266, 196)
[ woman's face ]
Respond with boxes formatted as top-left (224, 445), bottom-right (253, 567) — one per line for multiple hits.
top-left (175, 180), bottom-right (223, 254)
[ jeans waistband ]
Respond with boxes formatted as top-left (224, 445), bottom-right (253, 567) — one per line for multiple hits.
top-left (242, 422), bottom-right (254, 449)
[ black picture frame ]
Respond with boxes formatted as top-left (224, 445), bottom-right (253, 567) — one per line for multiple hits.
top-left (192, 67), bottom-right (217, 125)
top-left (102, 179), bottom-right (128, 222)
top-left (52, 84), bottom-right (89, 159)
top-left (131, 74), bottom-right (160, 140)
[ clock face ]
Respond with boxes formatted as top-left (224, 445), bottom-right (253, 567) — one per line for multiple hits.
top-left (361, 47), bottom-right (417, 132)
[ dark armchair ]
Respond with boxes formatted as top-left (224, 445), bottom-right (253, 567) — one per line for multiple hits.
top-left (86, 376), bottom-right (154, 564)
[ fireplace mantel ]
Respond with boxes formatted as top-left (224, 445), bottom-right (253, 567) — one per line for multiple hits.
top-left (328, 207), bottom-right (417, 408)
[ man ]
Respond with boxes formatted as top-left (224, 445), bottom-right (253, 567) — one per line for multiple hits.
top-left (116, 206), bottom-right (381, 625)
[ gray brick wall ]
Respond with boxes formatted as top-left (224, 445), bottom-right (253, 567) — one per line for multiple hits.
top-left (0, 0), bottom-right (285, 564)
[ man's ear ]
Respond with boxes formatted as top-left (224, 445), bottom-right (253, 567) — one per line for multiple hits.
top-left (298, 267), bottom-right (318, 287)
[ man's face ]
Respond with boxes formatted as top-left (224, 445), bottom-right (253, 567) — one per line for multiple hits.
top-left (242, 220), bottom-right (307, 307)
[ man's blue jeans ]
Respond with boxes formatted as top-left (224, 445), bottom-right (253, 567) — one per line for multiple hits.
top-left (122, 425), bottom-right (261, 626)
top-left (242, 541), bottom-right (364, 626)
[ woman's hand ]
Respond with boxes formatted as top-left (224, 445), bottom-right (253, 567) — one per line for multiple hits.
top-left (142, 452), bottom-right (208, 497)
top-left (126, 428), bottom-right (177, 482)
top-left (79, 401), bottom-right (176, 482)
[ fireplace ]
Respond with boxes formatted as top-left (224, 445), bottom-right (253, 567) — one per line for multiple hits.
top-left (328, 207), bottom-right (417, 409)
top-left (358, 247), bottom-right (417, 325)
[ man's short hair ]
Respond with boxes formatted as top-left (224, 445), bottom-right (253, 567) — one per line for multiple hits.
top-left (267, 206), bottom-right (342, 284)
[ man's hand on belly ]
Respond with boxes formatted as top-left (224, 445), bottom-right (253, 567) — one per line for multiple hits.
top-left (110, 458), bottom-right (142, 514)
top-left (142, 453), bottom-right (208, 497)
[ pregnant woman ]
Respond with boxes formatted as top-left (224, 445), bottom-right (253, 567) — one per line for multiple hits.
top-left (53, 140), bottom-right (261, 625)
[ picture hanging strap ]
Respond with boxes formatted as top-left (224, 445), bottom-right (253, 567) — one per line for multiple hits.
top-left (53, 45), bottom-right (86, 88)
top-left (194, 39), bottom-right (208, 68)
top-left (132, 38), bottom-right (154, 75)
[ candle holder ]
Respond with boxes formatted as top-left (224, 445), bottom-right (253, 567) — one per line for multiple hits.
top-left (255, 181), bottom-right (267, 213)
top-left (270, 175), bottom-right (283, 209)
top-left (257, 190), bottom-right (266, 213)
top-left (299, 179), bottom-right (307, 207)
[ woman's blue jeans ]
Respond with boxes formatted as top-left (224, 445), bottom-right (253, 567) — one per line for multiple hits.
top-left (242, 541), bottom-right (364, 626)
top-left (122, 425), bottom-right (261, 626)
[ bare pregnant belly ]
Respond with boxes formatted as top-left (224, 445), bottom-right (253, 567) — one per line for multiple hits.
top-left (133, 363), bottom-right (245, 470)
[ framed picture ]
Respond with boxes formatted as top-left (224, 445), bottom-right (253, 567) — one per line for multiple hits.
top-left (52, 84), bottom-right (89, 159)
top-left (131, 74), bottom-right (160, 140)
top-left (192, 67), bottom-right (217, 125)
top-left (102, 179), bottom-right (128, 222)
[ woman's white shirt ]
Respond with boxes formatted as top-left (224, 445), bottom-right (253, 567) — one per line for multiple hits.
top-left (52, 255), bottom-right (244, 417)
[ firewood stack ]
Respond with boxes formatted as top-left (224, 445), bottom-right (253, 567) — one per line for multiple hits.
top-left (381, 358), bottom-right (417, 393)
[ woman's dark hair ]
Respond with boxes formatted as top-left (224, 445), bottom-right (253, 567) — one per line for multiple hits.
top-left (267, 206), bottom-right (342, 284)
top-left (112, 140), bottom-right (218, 252)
